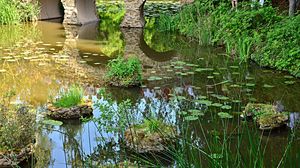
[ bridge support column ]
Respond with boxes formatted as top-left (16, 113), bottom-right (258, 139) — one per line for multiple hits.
top-left (61, 0), bottom-right (99, 25)
top-left (121, 0), bottom-right (146, 28)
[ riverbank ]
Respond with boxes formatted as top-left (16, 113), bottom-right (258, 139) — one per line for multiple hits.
top-left (157, 1), bottom-right (300, 77)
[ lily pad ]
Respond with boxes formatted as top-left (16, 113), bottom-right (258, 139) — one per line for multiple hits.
top-left (221, 105), bottom-right (232, 110)
top-left (263, 84), bottom-right (274, 88)
top-left (284, 81), bottom-right (296, 85)
top-left (196, 100), bottom-right (212, 106)
top-left (218, 112), bottom-right (233, 119)
top-left (246, 83), bottom-right (255, 87)
top-left (42, 119), bottom-right (63, 126)
top-left (184, 116), bottom-right (199, 121)
top-left (212, 103), bottom-right (223, 107)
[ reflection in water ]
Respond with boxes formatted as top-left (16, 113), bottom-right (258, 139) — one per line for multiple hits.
top-left (0, 15), bottom-right (300, 167)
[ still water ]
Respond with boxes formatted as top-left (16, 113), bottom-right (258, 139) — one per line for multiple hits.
top-left (0, 18), bottom-right (299, 167)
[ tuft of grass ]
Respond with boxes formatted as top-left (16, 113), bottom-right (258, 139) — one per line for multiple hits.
top-left (53, 85), bottom-right (84, 108)
top-left (106, 56), bottom-right (142, 87)
top-left (0, 0), bottom-right (39, 25)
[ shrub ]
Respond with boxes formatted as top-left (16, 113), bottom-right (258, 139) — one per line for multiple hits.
top-left (52, 85), bottom-right (84, 108)
top-left (0, 105), bottom-right (36, 151)
top-left (253, 15), bottom-right (300, 77)
top-left (106, 56), bottom-right (143, 87)
top-left (157, 1), bottom-right (300, 75)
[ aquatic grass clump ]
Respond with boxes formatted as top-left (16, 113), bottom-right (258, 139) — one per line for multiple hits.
top-left (106, 56), bottom-right (143, 87)
top-left (52, 85), bottom-right (84, 108)
top-left (0, 0), bottom-right (20, 25)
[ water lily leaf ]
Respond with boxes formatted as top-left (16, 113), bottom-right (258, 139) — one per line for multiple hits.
top-left (246, 83), bottom-right (255, 87)
top-left (42, 119), bottom-right (63, 126)
top-left (196, 100), bottom-right (212, 106)
top-left (284, 81), bottom-right (296, 85)
top-left (246, 76), bottom-right (255, 80)
top-left (229, 66), bottom-right (239, 69)
top-left (263, 84), bottom-right (274, 88)
top-left (184, 116), bottom-right (199, 121)
top-left (212, 103), bottom-right (223, 107)
top-left (187, 71), bottom-right (195, 75)
top-left (232, 72), bottom-right (240, 75)
top-left (221, 105), bottom-right (232, 110)
top-left (218, 112), bottom-right (233, 119)
top-left (217, 96), bottom-right (230, 101)
top-left (232, 100), bottom-right (241, 103)
top-left (207, 76), bottom-right (214, 79)
top-left (213, 72), bottom-right (220, 75)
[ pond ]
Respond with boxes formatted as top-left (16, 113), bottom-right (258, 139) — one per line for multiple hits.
top-left (0, 13), bottom-right (300, 168)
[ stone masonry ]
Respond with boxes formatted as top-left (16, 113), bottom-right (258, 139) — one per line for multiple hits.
top-left (121, 0), bottom-right (146, 28)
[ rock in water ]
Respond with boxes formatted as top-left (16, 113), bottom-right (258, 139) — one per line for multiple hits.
top-left (242, 103), bottom-right (289, 130)
top-left (47, 101), bottom-right (93, 120)
top-left (124, 122), bottom-right (176, 153)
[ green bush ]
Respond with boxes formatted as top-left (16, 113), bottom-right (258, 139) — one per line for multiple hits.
top-left (106, 56), bottom-right (143, 87)
top-left (0, 105), bottom-right (36, 151)
top-left (52, 85), bottom-right (84, 108)
top-left (253, 15), bottom-right (300, 77)
top-left (157, 1), bottom-right (300, 76)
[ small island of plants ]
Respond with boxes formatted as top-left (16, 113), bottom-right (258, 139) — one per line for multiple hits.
top-left (47, 85), bottom-right (93, 121)
top-left (105, 56), bottom-right (143, 87)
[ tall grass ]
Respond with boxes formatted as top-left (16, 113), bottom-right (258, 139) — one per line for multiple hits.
top-left (0, 0), bottom-right (39, 25)
top-left (53, 85), bottom-right (84, 108)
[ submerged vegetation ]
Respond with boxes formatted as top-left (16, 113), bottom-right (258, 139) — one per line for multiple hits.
top-left (157, 0), bottom-right (300, 77)
top-left (106, 56), bottom-right (143, 87)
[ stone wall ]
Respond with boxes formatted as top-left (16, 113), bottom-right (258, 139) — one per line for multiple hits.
top-left (61, 0), bottom-right (99, 25)
top-left (121, 0), bottom-right (146, 28)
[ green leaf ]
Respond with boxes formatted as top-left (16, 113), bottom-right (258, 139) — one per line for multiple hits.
top-left (218, 112), bottom-right (233, 119)
top-left (42, 119), bottom-right (63, 126)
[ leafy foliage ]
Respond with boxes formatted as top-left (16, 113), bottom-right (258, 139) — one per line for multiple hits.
top-left (157, 0), bottom-right (299, 76)
top-left (52, 85), bottom-right (84, 108)
top-left (253, 15), bottom-right (300, 77)
top-left (0, 105), bottom-right (36, 151)
top-left (106, 56), bottom-right (143, 87)
top-left (0, 0), bottom-right (39, 25)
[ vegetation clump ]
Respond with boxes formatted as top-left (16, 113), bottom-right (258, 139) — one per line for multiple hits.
top-left (106, 56), bottom-right (143, 87)
top-left (0, 105), bottom-right (35, 166)
top-left (157, 0), bottom-right (300, 76)
top-left (52, 85), bottom-right (84, 108)
top-left (125, 118), bottom-right (176, 153)
top-left (0, 0), bottom-right (39, 25)
top-left (242, 103), bottom-right (289, 130)
top-left (47, 85), bottom-right (93, 120)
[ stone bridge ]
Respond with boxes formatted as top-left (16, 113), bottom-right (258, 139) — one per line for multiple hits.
top-left (25, 0), bottom-right (192, 27)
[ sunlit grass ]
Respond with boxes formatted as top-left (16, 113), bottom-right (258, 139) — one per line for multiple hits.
top-left (53, 85), bottom-right (84, 108)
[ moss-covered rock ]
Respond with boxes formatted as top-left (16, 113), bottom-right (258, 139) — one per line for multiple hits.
top-left (257, 113), bottom-right (288, 130)
top-left (47, 100), bottom-right (93, 120)
top-left (242, 103), bottom-right (289, 130)
top-left (124, 120), bottom-right (176, 153)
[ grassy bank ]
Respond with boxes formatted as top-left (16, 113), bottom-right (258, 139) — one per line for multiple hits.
top-left (157, 0), bottom-right (300, 77)
top-left (0, 0), bottom-right (39, 25)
